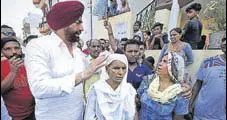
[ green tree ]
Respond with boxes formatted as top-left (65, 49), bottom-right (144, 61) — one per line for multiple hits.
top-left (202, 0), bottom-right (226, 31)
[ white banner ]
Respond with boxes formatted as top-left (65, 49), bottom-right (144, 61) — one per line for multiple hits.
top-left (114, 21), bottom-right (128, 40)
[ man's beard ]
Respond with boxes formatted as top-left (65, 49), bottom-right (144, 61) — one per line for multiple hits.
top-left (128, 61), bottom-right (137, 65)
top-left (127, 56), bottom-right (138, 65)
top-left (102, 46), bottom-right (105, 51)
top-left (64, 27), bottom-right (81, 43)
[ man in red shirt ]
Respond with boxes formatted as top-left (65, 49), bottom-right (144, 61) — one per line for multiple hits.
top-left (1, 37), bottom-right (35, 120)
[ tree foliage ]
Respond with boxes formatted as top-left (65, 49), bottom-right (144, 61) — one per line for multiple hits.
top-left (202, 0), bottom-right (226, 31)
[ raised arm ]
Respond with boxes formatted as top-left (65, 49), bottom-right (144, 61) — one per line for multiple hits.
top-left (104, 21), bottom-right (118, 52)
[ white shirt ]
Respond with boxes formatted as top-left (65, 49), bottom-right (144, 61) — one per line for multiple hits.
top-left (25, 33), bottom-right (89, 120)
top-left (133, 30), bottom-right (143, 42)
top-left (117, 0), bottom-right (130, 13)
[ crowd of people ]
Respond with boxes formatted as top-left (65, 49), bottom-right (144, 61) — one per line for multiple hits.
top-left (1, 1), bottom-right (226, 120)
top-left (94, 0), bottom-right (130, 19)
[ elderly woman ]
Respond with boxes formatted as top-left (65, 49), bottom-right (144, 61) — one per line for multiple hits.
top-left (85, 54), bottom-right (137, 120)
top-left (137, 52), bottom-right (189, 120)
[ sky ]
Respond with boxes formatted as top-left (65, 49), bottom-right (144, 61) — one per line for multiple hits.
top-left (1, 0), bottom-right (95, 41)
top-left (1, 0), bottom-right (43, 39)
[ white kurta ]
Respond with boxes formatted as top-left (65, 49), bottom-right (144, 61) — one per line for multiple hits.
top-left (25, 33), bottom-right (88, 120)
top-left (84, 54), bottom-right (137, 120)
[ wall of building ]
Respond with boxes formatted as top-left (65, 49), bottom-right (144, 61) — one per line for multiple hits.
top-left (93, 0), bottom-right (155, 40)
top-left (145, 50), bottom-right (223, 85)
top-left (129, 0), bottom-right (154, 23)
top-left (95, 12), bottom-right (133, 40)
top-left (154, 9), bottom-right (171, 33)
top-left (38, 0), bottom-right (216, 43)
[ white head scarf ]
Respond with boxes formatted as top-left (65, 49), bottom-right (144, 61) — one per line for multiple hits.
top-left (167, 52), bottom-right (185, 83)
top-left (147, 52), bottom-right (185, 104)
top-left (92, 53), bottom-right (136, 120)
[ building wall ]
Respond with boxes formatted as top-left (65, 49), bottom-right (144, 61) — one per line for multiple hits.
top-left (154, 9), bottom-right (171, 33)
top-left (95, 12), bottom-right (133, 40)
top-left (145, 50), bottom-right (223, 85)
top-left (129, 0), bottom-right (154, 23)
top-left (93, 0), bottom-right (155, 40)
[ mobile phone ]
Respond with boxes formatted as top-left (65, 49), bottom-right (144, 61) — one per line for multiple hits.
top-left (16, 53), bottom-right (25, 59)
top-left (9, 53), bottom-right (25, 59)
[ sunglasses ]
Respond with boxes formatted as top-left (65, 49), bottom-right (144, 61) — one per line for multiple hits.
top-left (1, 31), bottom-right (16, 36)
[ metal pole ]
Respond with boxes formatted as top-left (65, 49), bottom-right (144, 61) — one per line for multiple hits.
top-left (167, 0), bottom-right (180, 41)
top-left (90, 0), bottom-right (93, 40)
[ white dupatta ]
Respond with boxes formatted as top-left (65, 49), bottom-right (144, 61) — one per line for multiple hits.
top-left (92, 53), bottom-right (136, 120)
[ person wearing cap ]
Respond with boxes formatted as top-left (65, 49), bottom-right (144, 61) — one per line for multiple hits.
top-left (1, 25), bottom-right (17, 61)
top-left (1, 25), bottom-right (16, 39)
top-left (24, 1), bottom-right (106, 120)
top-left (1, 37), bottom-right (35, 120)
